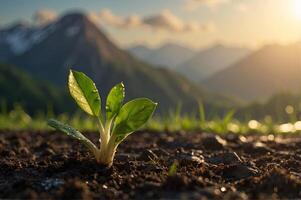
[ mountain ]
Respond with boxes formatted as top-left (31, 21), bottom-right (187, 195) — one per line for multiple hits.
top-left (0, 63), bottom-right (73, 113)
top-left (203, 43), bottom-right (301, 102)
top-left (127, 43), bottom-right (196, 69)
top-left (0, 22), bottom-right (32, 61)
top-left (177, 44), bottom-right (251, 82)
top-left (2, 13), bottom-right (236, 113)
top-left (127, 45), bottom-right (154, 62)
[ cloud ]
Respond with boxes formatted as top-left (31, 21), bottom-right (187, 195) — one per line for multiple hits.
top-left (98, 9), bottom-right (125, 27)
top-left (90, 9), bottom-right (215, 33)
top-left (184, 0), bottom-right (229, 11)
top-left (89, 9), bottom-right (141, 29)
top-left (33, 9), bottom-right (58, 25)
top-left (143, 10), bottom-right (216, 32)
top-left (143, 10), bottom-right (184, 31)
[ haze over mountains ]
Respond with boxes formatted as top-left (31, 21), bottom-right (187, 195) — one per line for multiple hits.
top-left (129, 41), bottom-right (301, 104)
top-left (203, 43), bottom-right (301, 101)
top-left (177, 44), bottom-right (252, 82)
top-left (127, 43), bottom-right (196, 69)
top-left (128, 43), bottom-right (252, 82)
top-left (0, 12), bottom-right (236, 113)
top-left (1, 11), bottom-right (301, 116)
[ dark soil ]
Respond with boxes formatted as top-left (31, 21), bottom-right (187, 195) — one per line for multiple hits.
top-left (1, 131), bottom-right (301, 199)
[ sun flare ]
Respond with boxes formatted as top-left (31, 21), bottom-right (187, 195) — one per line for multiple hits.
top-left (293, 0), bottom-right (301, 20)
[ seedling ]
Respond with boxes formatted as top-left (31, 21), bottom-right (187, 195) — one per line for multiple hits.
top-left (168, 160), bottom-right (179, 176)
top-left (48, 70), bottom-right (157, 167)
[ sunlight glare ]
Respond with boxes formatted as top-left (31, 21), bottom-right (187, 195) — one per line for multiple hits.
top-left (293, 0), bottom-right (301, 20)
top-left (279, 123), bottom-right (295, 133)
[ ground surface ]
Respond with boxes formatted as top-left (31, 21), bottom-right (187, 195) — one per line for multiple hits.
top-left (0, 131), bottom-right (301, 199)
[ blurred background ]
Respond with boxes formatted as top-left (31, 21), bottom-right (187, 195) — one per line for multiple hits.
top-left (1, 0), bottom-right (301, 131)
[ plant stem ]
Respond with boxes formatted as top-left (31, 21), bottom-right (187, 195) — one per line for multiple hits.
top-left (97, 118), bottom-right (105, 147)
top-left (96, 119), bottom-right (116, 167)
top-left (97, 133), bottom-right (117, 167)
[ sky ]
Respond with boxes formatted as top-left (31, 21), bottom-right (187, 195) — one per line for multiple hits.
top-left (1, 0), bottom-right (301, 49)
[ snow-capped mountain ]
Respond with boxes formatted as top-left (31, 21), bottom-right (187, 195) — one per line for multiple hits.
top-left (0, 22), bottom-right (62, 60)
top-left (0, 12), bottom-right (236, 113)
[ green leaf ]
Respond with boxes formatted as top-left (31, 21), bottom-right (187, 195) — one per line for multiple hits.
top-left (112, 98), bottom-right (157, 143)
top-left (106, 83), bottom-right (125, 121)
top-left (48, 119), bottom-right (97, 151)
top-left (168, 160), bottom-right (178, 176)
top-left (198, 100), bottom-right (206, 123)
top-left (68, 70), bottom-right (101, 116)
top-left (223, 110), bottom-right (235, 124)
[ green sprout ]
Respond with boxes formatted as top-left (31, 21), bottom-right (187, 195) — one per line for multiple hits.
top-left (168, 160), bottom-right (179, 176)
top-left (48, 70), bottom-right (157, 167)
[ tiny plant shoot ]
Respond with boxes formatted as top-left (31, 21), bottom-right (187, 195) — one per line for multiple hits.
top-left (48, 70), bottom-right (157, 167)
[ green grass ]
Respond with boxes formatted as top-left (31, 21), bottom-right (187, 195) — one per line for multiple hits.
top-left (1, 103), bottom-right (301, 135)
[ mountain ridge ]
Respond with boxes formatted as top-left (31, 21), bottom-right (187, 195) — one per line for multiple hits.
top-left (1, 12), bottom-right (236, 113)
top-left (127, 42), bottom-right (196, 69)
top-left (203, 43), bottom-right (301, 101)
top-left (177, 44), bottom-right (252, 82)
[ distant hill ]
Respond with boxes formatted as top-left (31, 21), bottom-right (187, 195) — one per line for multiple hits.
top-left (177, 44), bottom-right (251, 82)
top-left (0, 63), bottom-right (73, 113)
top-left (0, 12), bottom-right (236, 113)
top-left (203, 43), bottom-right (301, 101)
top-left (127, 43), bottom-right (196, 69)
top-left (127, 45), bottom-right (154, 62)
